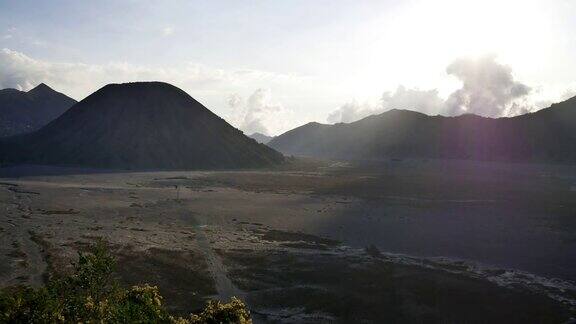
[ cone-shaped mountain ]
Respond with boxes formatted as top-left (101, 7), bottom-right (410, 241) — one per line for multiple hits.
top-left (2, 82), bottom-right (284, 169)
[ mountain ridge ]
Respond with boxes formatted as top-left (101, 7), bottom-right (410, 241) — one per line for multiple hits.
top-left (269, 97), bottom-right (576, 163)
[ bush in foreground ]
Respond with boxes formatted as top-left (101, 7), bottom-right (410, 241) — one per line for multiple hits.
top-left (0, 243), bottom-right (251, 323)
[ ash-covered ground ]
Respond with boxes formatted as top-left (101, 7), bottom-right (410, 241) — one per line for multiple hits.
top-left (1, 159), bottom-right (575, 323)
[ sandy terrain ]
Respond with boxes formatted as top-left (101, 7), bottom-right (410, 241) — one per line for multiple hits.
top-left (0, 159), bottom-right (575, 323)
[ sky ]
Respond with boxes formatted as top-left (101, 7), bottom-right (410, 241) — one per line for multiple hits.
top-left (1, 0), bottom-right (575, 135)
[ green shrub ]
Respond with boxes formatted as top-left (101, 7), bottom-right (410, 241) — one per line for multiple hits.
top-left (0, 242), bottom-right (251, 323)
top-left (189, 298), bottom-right (251, 324)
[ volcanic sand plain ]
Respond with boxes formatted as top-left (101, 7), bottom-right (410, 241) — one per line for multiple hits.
top-left (1, 158), bottom-right (575, 323)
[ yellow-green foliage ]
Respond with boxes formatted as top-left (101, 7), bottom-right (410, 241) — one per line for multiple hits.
top-left (189, 298), bottom-right (251, 324)
top-left (0, 243), bottom-right (251, 323)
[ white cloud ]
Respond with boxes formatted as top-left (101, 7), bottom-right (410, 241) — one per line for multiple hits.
top-left (327, 55), bottom-right (547, 123)
top-left (444, 55), bottom-right (532, 117)
top-left (381, 86), bottom-right (445, 115)
top-left (0, 48), bottom-right (302, 99)
top-left (0, 48), bottom-right (309, 135)
top-left (327, 86), bottom-right (446, 124)
top-left (226, 93), bottom-right (243, 109)
top-left (227, 88), bottom-right (294, 135)
top-left (0, 48), bottom-right (230, 95)
top-left (560, 88), bottom-right (576, 101)
top-left (162, 26), bottom-right (174, 36)
top-left (327, 100), bottom-right (380, 124)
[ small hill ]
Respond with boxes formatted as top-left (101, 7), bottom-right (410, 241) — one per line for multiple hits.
top-left (2, 82), bottom-right (284, 169)
top-left (269, 97), bottom-right (576, 163)
top-left (248, 132), bottom-right (273, 144)
top-left (0, 83), bottom-right (77, 137)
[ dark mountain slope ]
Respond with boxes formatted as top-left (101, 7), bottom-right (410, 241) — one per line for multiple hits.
top-left (269, 97), bottom-right (576, 163)
top-left (0, 83), bottom-right (77, 137)
top-left (2, 82), bottom-right (284, 169)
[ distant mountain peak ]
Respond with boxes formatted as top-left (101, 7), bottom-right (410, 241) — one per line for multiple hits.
top-left (301, 121), bottom-right (327, 128)
top-left (248, 132), bottom-right (273, 144)
top-left (0, 83), bottom-right (76, 137)
top-left (32, 82), bottom-right (51, 89)
top-left (28, 83), bottom-right (54, 95)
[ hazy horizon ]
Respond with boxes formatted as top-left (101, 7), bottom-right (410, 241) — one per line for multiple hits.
top-left (1, 0), bottom-right (575, 135)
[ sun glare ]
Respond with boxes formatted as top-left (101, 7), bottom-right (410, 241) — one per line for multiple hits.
top-left (350, 0), bottom-right (556, 98)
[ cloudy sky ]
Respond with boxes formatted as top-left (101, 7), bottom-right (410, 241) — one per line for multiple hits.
top-left (1, 0), bottom-right (575, 135)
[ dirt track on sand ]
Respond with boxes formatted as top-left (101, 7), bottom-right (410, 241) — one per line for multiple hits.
top-left (1, 160), bottom-right (575, 322)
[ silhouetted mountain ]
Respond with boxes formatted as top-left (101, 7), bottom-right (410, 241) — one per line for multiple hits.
top-left (269, 97), bottom-right (576, 163)
top-left (248, 132), bottom-right (273, 144)
top-left (0, 83), bottom-right (77, 137)
top-left (1, 82), bottom-right (284, 169)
